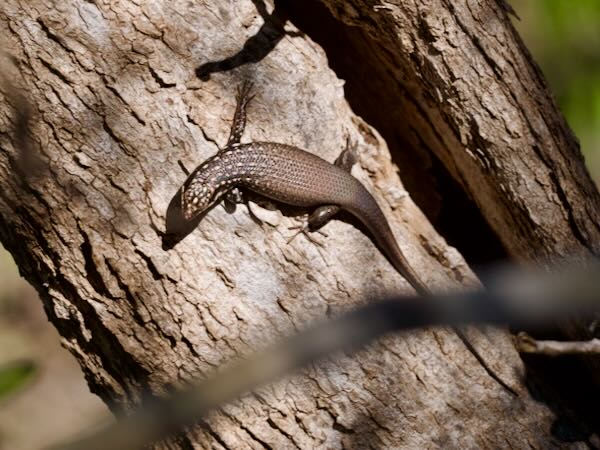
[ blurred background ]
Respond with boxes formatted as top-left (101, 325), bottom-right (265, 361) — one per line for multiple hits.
top-left (513, 0), bottom-right (600, 181)
top-left (0, 252), bottom-right (110, 450)
top-left (0, 1), bottom-right (598, 448)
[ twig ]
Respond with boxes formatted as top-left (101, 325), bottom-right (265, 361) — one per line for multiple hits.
top-left (51, 262), bottom-right (600, 450)
top-left (515, 332), bottom-right (600, 356)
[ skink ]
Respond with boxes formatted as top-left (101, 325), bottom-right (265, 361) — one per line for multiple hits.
top-left (180, 82), bottom-right (425, 293)
top-left (177, 82), bottom-right (516, 395)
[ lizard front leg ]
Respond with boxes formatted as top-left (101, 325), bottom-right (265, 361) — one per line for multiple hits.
top-left (223, 188), bottom-right (267, 225)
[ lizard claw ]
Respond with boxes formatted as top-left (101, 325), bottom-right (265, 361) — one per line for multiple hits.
top-left (287, 219), bottom-right (328, 246)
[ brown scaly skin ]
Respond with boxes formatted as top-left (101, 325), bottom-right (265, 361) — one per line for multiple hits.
top-left (178, 82), bottom-right (516, 395)
top-left (181, 82), bottom-right (424, 292)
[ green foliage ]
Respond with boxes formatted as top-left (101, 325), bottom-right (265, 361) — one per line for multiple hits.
top-left (513, 0), bottom-right (600, 180)
top-left (0, 360), bottom-right (36, 400)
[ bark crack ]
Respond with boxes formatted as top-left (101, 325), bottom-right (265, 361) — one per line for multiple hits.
top-left (37, 56), bottom-right (74, 86)
top-left (78, 223), bottom-right (115, 299)
top-left (200, 419), bottom-right (231, 450)
top-left (265, 417), bottom-right (300, 449)
top-left (105, 82), bottom-right (147, 126)
top-left (148, 65), bottom-right (177, 88)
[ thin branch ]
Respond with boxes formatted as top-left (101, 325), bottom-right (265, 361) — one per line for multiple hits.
top-left (51, 262), bottom-right (600, 450)
top-left (516, 332), bottom-right (600, 356)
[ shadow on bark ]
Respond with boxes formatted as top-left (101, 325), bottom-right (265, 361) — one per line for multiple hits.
top-left (195, 0), bottom-right (303, 81)
top-left (192, 0), bottom-right (508, 268)
top-left (280, 0), bottom-right (508, 268)
top-left (184, 0), bottom-right (600, 442)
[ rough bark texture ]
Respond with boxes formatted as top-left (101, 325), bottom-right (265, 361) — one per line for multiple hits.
top-left (290, 0), bottom-right (600, 369)
top-left (0, 0), bottom-right (595, 448)
top-left (306, 0), bottom-right (600, 263)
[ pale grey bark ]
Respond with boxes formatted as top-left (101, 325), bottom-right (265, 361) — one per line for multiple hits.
top-left (304, 0), bottom-right (600, 377)
top-left (313, 0), bottom-right (600, 261)
top-left (0, 0), bottom-right (592, 448)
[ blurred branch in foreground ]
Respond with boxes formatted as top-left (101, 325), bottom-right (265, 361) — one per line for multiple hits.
top-left (0, 51), bottom-right (46, 179)
top-left (52, 261), bottom-right (600, 450)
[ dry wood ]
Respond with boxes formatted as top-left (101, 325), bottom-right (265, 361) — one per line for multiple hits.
top-left (314, 0), bottom-right (600, 262)
top-left (516, 333), bottom-right (600, 356)
top-left (308, 0), bottom-right (600, 378)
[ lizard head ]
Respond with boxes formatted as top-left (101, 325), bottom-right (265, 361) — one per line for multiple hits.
top-left (181, 175), bottom-right (216, 221)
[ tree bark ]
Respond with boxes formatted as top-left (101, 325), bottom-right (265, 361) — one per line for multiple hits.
top-left (312, 0), bottom-right (600, 262)
top-left (0, 0), bottom-right (593, 448)
top-left (288, 0), bottom-right (600, 371)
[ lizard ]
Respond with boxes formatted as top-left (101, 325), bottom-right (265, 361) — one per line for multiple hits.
top-left (177, 81), bottom-right (517, 396)
top-left (180, 82), bottom-right (424, 291)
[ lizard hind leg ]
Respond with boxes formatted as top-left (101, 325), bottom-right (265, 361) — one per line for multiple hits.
top-left (287, 213), bottom-right (330, 247)
top-left (287, 138), bottom-right (360, 243)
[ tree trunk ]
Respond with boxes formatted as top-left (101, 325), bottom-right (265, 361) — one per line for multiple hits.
top-left (296, 0), bottom-right (600, 346)
top-left (0, 0), bottom-right (594, 448)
